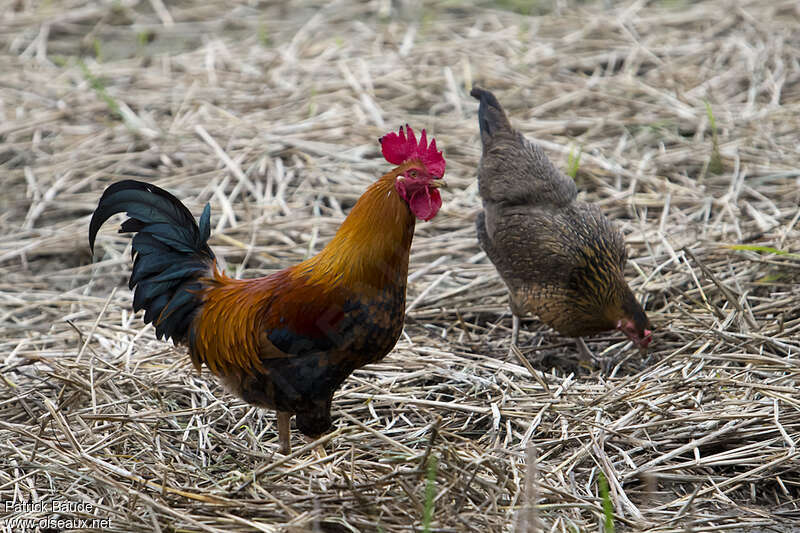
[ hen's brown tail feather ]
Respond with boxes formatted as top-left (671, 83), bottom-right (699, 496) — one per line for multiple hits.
top-left (470, 86), bottom-right (513, 145)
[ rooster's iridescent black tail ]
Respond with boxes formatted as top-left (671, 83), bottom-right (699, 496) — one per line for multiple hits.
top-left (89, 180), bottom-right (214, 342)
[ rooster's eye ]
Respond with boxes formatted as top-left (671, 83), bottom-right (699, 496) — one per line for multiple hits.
top-left (408, 170), bottom-right (418, 178)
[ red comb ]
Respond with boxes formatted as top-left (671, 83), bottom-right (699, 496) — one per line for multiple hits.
top-left (379, 125), bottom-right (445, 177)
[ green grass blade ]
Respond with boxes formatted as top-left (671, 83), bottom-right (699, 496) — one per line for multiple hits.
top-left (422, 455), bottom-right (438, 533)
top-left (599, 472), bottom-right (615, 533)
top-left (78, 60), bottom-right (121, 119)
top-left (705, 100), bottom-right (723, 174)
top-left (727, 244), bottom-right (800, 260)
top-left (704, 100), bottom-right (716, 131)
top-left (567, 145), bottom-right (582, 180)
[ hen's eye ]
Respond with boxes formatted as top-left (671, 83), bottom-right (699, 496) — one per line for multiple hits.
top-left (408, 170), bottom-right (418, 178)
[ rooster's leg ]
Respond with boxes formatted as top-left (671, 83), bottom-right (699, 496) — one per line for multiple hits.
top-left (277, 411), bottom-right (291, 454)
top-left (508, 314), bottom-right (521, 357)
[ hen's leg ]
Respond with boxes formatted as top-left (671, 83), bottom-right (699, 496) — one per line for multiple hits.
top-left (303, 436), bottom-right (328, 458)
top-left (277, 411), bottom-right (291, 454)
top-left (576, 337), bottom-right (594, 362)
top-left (508, 314), bottom-right (521, 357)
top-left (577, 338), bottom-right (620, 374)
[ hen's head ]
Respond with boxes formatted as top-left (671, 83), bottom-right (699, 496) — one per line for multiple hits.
top-left (380, 125), bottom-right (446, 221)
top-left (612, 290), bottom-right (652, 350)
top-left (570, 255), bottom-right (652, 350)
top-left (617, 296), bottom-right (653, 350)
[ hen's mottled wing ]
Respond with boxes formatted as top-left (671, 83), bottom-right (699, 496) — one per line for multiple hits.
top-left (479, 204), bottom-right (567, 284)
top-left (486, 204), bottom-right (625, 280)
top-left (479, 201), bottom-right (628, 333)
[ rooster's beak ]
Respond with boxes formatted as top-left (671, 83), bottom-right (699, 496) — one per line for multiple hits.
top-left (430, 180), bottom-right (447, 189)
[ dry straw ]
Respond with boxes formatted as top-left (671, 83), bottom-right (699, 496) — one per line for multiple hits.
top-left (1, 0), bottom-right (799, 531)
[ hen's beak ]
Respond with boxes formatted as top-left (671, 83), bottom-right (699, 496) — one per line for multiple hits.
top-left (430, 179), bottom-right (447, 189)
top-left (638, 330), bottom-right (653, 350)
top-left (637, 330), bottom-right (653, 355)
top-left (617, 319), bottom-right (652, 351)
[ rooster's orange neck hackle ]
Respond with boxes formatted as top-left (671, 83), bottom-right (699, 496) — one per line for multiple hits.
top-left (301, 162), bottom-right (419, 289)
top-left (194, 125), bottom-right (446, 376)
top-left (194, 166), bottom-right (418, 375)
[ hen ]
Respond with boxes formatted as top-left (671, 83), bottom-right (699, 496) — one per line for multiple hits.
top-left (470, 87), bottom-right (651, 357)
top-left (89, 125), bottom-right (446, 453)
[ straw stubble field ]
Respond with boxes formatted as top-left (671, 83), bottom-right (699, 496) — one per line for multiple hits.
top-left (1, 0), bottom-right (799, 531)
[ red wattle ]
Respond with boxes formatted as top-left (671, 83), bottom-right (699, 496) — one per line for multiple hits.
top-left (409, 187), bottom-right (442, 221)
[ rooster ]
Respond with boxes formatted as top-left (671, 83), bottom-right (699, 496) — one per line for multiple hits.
top-left (89, 125), bottom-right (446, 453)
top-left (470, 87), bottom-right (651, 358)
